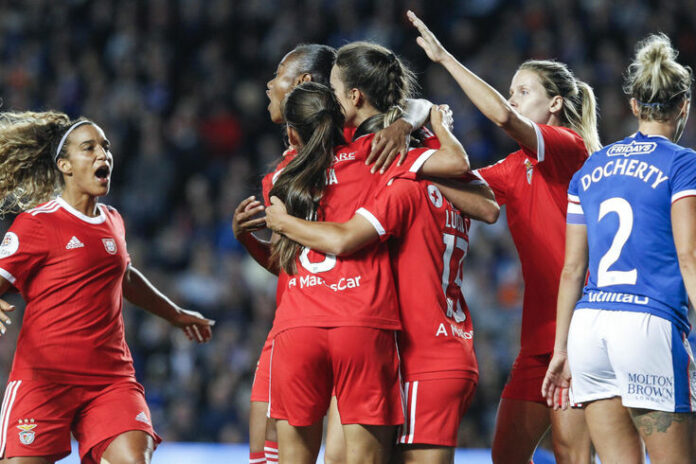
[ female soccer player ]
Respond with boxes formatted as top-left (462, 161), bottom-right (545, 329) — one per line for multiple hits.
top-left (233, 43), bottom-right (432, 464)
top-left (543, 33), bottom-right (695, 464)
top-left (0, 112), bottom-right (213, 464)
top-left (408, 11), bottom-right (600, 464)
top-left (267, 43), bottom-right (470, 461)
top-left (265, 99), bottom-right (497, 464)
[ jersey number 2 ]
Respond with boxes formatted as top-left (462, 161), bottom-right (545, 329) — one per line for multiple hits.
top-left (597, 197), bottom-right (637, 287)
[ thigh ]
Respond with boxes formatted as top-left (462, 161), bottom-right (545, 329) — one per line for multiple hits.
top-left (491, 398), bottom-right (550, 464)
top-left (324, 396), bottom-right (345, 464)
top-left (584, 398), bottom-right (644, 464)
top-left (501, 352), bottom-right (550, 404)
top-left (567, 309), bottom-right (619, 404)
top-left (276, 419), bottom-right (323, 464)
top-left (250, 337), bottom-right (273, 403)
top-left (399, 377), bottom-right (476, 447)
top-left (330, 328), bottom-right (402, 426)
top-left (342, 424), bottom-right (395, 464)
top-left (629, 408), bottom-right (693, 464)
top-left (269, 328), bottom-right (332, 426)
top-left (0, 380), bottom-right (75, 462)
top-left (73, 379), bottom-right (160, 463)
top-left (549, 407), bottom-right (592, 464)
top-left (99, 431), bottom-right (154, 464)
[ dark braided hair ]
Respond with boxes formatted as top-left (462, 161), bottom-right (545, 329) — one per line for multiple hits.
top-left (334, 42), bottom-right (416, 138)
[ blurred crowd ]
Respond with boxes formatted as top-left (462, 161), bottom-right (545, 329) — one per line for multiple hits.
top-left (0, 0), bottom-right (694, 447)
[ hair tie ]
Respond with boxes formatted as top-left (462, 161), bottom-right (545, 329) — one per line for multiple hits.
top-left (636, 99), bottom-right (663, 109)
top-left (55, 120), bottom-right (92, 161)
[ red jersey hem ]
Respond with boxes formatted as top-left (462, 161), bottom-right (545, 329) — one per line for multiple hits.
top-left (402, 369), bottom-right (479, 382)
top-left (10, 368), bottom-right (136, 385)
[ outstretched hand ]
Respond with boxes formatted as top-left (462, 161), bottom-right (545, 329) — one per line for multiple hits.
top-left (0, 298), bottom-right (15, 336)
top-left (407, 11), bottom-right (450, 64)
top-left (171, 308), bottom-right (215, 343)
top-left (265, 196), bottom-right (289, 233)
top-left (232, 196), bottom-right (266, 238)
top-left (541, 351), bottom-right (572, 410)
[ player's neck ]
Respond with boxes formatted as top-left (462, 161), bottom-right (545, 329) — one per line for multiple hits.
top-left (636, 119), bottom-right (676, 141)
top-left (352, 105), bottom-right (380, 129)
top-left (59, 190), bottom-right (100, 217)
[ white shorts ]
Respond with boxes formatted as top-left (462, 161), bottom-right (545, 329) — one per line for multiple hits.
top-left (568, 308), bottom-right (696, 412)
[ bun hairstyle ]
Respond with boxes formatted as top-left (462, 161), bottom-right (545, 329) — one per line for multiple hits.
top-left (0, 111), bottom-right (92, 215)
top-left (288, 44), bottom-right (337, 87)
top-left (334, 42), bottom-right (416, 135)
top-left (519, 60), bottom-right (601, 154)
top-left (623, 33), bottom-right (693, 122)
top-left (269, 82), bottom-right (346, 274)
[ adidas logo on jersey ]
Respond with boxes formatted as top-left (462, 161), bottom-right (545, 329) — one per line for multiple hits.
top-left (65, 236), bottom-right (84, 249)
top-left (135, 411), bottom-right (150, 425)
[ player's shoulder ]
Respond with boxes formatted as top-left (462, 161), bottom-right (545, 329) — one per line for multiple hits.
top-left (20, 199), bottom-right (63, 225)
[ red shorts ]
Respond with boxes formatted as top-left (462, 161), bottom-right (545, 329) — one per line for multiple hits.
top-left (0, 378), bottom-right (161, 463)
top-left (501, 352), bottom-right (551, 404)
top-left (398, 376), bottom-right (477, 447)
top-left (250, 335), bottom-right (273, 403)
top-left (269, 327), bottom-right (403, 427)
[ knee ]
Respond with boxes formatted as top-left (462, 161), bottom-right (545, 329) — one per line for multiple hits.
top-left (324, 450), bottom-right (345, 464)
top-left (552, 439), bottom-right (592, 464)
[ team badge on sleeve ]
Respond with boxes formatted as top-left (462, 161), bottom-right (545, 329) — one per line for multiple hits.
top-left (102, 238), bottom-right (117, 255)
top-left (0, 232), bottom-right (19, 258)
top-left (16, 419), bottom-right (37, 445)
top-left (524, 159), bottom-right (534, 184)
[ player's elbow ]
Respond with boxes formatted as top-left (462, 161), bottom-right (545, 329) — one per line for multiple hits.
top-left (444, 148), bottom-right (471, 177)
top-left (677, 247), bottom-right (696, 276)
top-left (491, 103), bottom-right (516, 128)
top-left (559, 262), bottom-right (586, 284)
top-left (480, 202), bottom-right (500, 224)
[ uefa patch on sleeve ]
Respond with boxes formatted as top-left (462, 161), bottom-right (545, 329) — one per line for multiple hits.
top-left (0, 232), bottom-right (18, 258)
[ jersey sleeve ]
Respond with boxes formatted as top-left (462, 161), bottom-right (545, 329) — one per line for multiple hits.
top-left (669, 148), bottom-right (696, 204)
top-left (566, 170), bottom-right (586, 225)
top-left (0, 213), bottom-right (48, 290)
top-left (356, 179), bottom-right (420, 241)
top-left (381, 146), bottom-right (438, 184)
top-left (473, 156), bottom-right (515, 206)
top-left (521, 124), bottom-right (588, 181)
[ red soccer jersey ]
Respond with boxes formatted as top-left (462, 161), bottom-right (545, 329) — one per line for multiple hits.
top-left (358, 177), bottom-right (479, 380)
top-left (271, 135), bottom-right (437, 333)
top-left (475, 123), bottom-right (588, 354)
top-left (0, 197), bottom-right (135, 384)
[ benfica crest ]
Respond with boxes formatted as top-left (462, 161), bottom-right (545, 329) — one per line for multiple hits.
top-left (17, 419), bottom-right (37, 445)
top-left (524, 159), bottom-right (534, 184)
top-left (102, 238), bottom-right (117, 255)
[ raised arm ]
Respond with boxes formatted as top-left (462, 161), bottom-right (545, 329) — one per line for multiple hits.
top-left (418, 105), bottom-right (470, 177)
top-left (122, 265), bottom-right (215, 343)
top-left (541, 223), bottom-right (588, 409)
top-left (425, 176), bottom-right (500, 223)
top-left (265, 197), bottom-right (379, 256)
top-left (407, 10), bottom-right (538, 151)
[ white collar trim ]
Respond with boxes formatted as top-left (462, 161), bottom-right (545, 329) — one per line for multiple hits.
top-left (56, 197), bottom-right (106, 224)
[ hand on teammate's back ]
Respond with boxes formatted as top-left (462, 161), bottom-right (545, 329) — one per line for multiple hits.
top-left (233, 195), bottom-right (266, 238)
top-left (367, 119), bottom-right (412, 174)
top-left (264, 196), bottom-right (288, 234)
top-left (171, 308), bottom-right (215, 343)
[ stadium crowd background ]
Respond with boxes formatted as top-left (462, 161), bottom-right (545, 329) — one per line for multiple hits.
top-left (0, 0), bottom-right (694, 448)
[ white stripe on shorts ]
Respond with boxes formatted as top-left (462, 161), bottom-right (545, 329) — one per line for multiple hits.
top-left (399, 380), bottom-right (419, 444)
top-left (0, 381), bottom-right (21, 457)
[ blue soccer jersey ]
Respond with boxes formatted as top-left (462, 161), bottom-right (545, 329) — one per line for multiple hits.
top-left (567, 132), bottom-right (696, 332)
